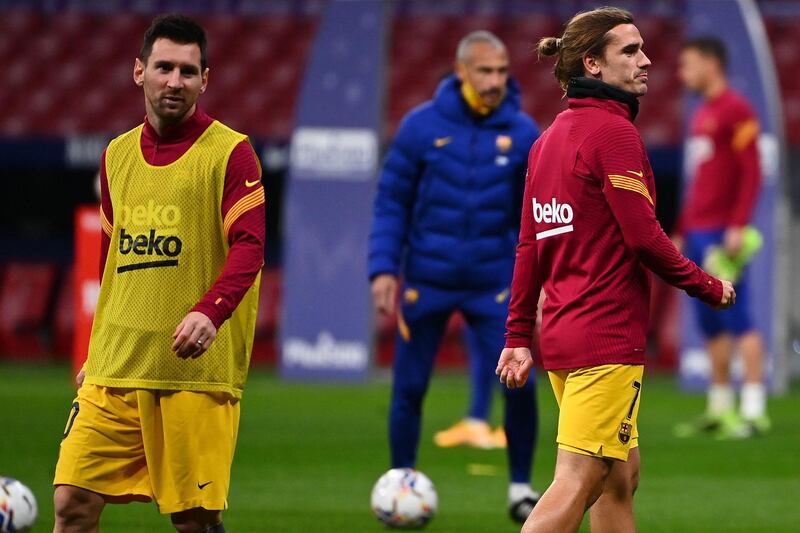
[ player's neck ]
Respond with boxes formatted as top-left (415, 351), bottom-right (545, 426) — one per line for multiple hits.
top-left (146, 105), bottom-right (198, 138)
top-left (703, 78), bottom-right (727, 101)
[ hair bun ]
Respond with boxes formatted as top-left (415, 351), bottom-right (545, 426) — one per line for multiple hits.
top-left (538, 36), bottom-right (561, 57)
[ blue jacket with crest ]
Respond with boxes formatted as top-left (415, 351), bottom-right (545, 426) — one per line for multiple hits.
top-left (368, 75), bottom-right (539, 289)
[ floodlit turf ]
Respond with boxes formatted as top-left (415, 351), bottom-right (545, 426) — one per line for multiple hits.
top-left (1, 362), bottom-right (798, 532)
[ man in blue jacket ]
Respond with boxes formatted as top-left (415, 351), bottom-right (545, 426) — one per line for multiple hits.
top-left (369, 31), bottom-right (540, 522)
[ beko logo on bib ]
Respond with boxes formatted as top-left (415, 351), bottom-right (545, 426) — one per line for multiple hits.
top-left (116, 201), bottom-right (183, 273)
top-left (532, 198), bottom-right (574, 240)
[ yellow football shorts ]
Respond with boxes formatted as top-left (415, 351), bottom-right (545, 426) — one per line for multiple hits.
top-left (54, 383), bottom-right (240, 514)
top-left (548, 364), bottom-right (643, 461)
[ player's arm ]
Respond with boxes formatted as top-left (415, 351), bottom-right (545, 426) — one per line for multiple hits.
top-left (726, 112), bottom-right (762, 255)
top-left (511, 119), bottom-right (541, 232)
top-left (368, 115), bottom-right (423, 314)
top-left (498, 148), bottom-right (541, 389)
top-left (591, 122), bottom-right (732, 308)
top-left (172, 140), bottom-right (265, 359)
top-left (99, 149), bottom-right (113, 282)
top-left (77, 150), bottom-right (114, 386)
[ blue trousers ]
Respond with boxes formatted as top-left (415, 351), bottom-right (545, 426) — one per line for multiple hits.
top-left (389, 282), bottom-right (538, 483)
top-left (685, 229), bottom-right (754, 337)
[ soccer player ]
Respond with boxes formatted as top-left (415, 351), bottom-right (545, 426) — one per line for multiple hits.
top-left (369, 31), bottom-right (541, 522)
top-left (495, 8), bottom-right (735, 532)
top-left (53, 14), bottom-right (265, 533)
top-left (674, 37), bottom-right (769, 439)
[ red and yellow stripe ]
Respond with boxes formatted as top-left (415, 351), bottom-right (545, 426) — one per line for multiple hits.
top-left (732, 119), bottom-right (759, 151)
top-left (608, 174), bottom-right (653, 206)
top-left (100, 206), bottom-right (113, 237)
top-left (223, 186), bottom-right (265, 236)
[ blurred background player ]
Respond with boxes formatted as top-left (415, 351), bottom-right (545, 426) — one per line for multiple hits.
top-left (368, 30), bottom-right (541, 522)
top-left (496, 8), bottom-right (736, 532)
top-left (674, 37), bottom-right (770, 439)
top-left (52, 14), bottom-right (264, 532)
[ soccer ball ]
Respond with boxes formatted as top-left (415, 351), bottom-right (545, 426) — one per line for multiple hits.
top-left (0, 478), bottom-right (37, 533)
top-left (370, 468), bottom-right (437, 529)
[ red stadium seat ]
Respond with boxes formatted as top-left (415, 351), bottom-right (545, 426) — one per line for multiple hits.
top-left (0, 262), bottom-right (58, 359)
top-left (52, 267), bottom-right (75, 360)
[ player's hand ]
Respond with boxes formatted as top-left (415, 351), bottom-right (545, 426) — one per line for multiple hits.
top-left (723, 226), bottom-right (744, 257)
top-left (172, 311), bottom-right (217, 359)
top-left (371, 274), bottom-right (398, 315)
top-left (496, 347), bottom-right (533, 390)
top-left (715, 279), bottom-right (736, 309)
top-left (75, 369), bottom-right (85, 387)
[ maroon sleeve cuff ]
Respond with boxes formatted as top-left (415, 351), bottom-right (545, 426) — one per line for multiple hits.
top-left (191, 301), bottom-right (227, 330)
top-left (504, 333), bottom-right (533, 350)
top-left (697, 274), bottom-right (723, 307)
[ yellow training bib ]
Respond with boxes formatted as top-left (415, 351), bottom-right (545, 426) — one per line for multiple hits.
top-left (84, 121), bottom-right (260, 398)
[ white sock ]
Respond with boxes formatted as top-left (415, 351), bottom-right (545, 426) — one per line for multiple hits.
top-left (707, 384), bottom-right (734, 416)
top-left (464, 417), bottom-right (488, 427)
top-left (509, 482), bottom-right (538, 503)
top-left (740, 382), bottom-right (767, 420)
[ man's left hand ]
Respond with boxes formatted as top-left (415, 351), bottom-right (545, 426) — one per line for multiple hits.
top-left (172, 311), bottom-right (217, 359)
top-left (723, 226), bottom-right (744, 258)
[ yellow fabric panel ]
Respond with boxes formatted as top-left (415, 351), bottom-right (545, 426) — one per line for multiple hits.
top-left (732, 118), bottom-right (759, 152)
top-left (548, 364), bottom-right (643, 461)
top-left (54, 384), bottom-right (239, 514)
top-left (84, 121), bottom-right (260, 398)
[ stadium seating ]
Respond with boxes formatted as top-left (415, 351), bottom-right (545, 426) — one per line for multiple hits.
top-left (0, 10), bottom-right (317, 139)
top-left (0, 8), bottom-right (796, 143)
top-left (0, 262), bottom-right (58, 359)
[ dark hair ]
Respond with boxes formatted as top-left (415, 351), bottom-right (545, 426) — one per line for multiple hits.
top-left (682, 36), bottom-right (727, 71)
top-left (140, 13), bottom-right (208, 70)
top-left (538, 7), bottom-right (634, 90)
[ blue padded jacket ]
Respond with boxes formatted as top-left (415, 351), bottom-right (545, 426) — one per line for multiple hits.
top-left (368, 75), bottom-right (539, 289)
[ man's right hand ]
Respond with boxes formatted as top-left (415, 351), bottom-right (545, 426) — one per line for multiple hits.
top-left (496, 347), bottom-right (533, 390)
top-left (716, 279), bottom-right (736, 309)
top-left (371, 274), bottom-right (398, 315)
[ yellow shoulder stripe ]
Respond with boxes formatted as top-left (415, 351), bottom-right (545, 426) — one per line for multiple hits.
top-left (608, 174), bottom-right (654, 206)
top-left (223, 187), bottom-right (265, 236)
top-left (732, 119), bottom-right (759, 151)
top-left (100, 206), bottom-right (113, 237)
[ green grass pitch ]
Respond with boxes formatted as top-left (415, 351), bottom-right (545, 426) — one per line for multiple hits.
top-left (1, 362), bottom-right (798, 532)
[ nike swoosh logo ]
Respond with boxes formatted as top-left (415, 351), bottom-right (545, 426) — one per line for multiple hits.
top-left (198, 481), bottom-right (213, 489)
top-left (627, 170), bottom-right (644, 178)
top-left (434, 136), bottom-right (452, 148)
top-left (245, 179), bottom-right (260, 187)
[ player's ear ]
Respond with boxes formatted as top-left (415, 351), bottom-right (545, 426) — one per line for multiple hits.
top-left (133, 58), bottom-right (145, 87)
top-left (455, 60), bottom-right (467, 82)
top-left (583, 54), bottom-right (602, 78)
top-left (200, 67), bottom-right (209, 94)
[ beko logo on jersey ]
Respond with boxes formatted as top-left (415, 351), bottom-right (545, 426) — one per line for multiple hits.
top-left (117, 201), bottom-right (181, 227)
top-left (116, 202), bottom-right (183, 273)
top-left (119, 229), bottom-right (182, 257)
top-left (532, 198), bottom-right (574, 240)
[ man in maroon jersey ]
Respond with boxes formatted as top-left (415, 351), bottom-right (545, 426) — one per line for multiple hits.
top-left (495, 7), bottom-right (735, 533)
top-left (674, 37), bottom-right (769, 439)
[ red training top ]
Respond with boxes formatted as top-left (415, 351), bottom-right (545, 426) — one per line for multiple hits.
top-left (505, 95), bottom-right (722, 370)
top-left (678, 88), bottom-right (761, 232)
top-left (99, 107), bottom-right (266, 329)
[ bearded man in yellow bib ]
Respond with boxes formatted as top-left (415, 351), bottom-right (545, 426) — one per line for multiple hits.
top-left (53, 14), bottom-right (264, 533)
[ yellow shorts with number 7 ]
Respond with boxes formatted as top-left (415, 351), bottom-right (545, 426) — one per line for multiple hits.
top-left (548, 364), bottom-right (643, 461)
top-left (54, 383), bottom-right (240, 514)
